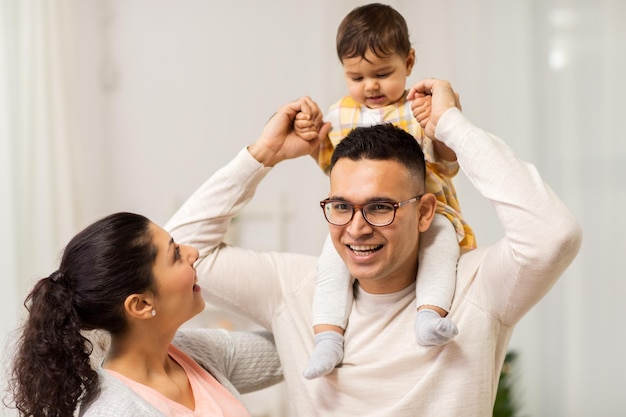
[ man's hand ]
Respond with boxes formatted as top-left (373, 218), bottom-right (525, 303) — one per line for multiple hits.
top-left (248, 96), bottom-right (330, 167)
top-left (407, 79), bottom-right (462, 139)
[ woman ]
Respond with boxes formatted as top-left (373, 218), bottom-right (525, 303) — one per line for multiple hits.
top-left (7, 212), bottom-right (282, 417)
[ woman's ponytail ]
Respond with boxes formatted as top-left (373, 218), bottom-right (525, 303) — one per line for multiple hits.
top-left (9, 272), bottom-right (99, 417)
top-left (7, 212), bottom-right (155, 416)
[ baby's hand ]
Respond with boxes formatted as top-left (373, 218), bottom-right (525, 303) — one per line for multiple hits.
top-left (294, 111), bottom-right (320, 141)
top-left (407, 80), bottom-right (463, 135)
top-left (407, 87), bottom-right (432, 129)
top-left (408, 80), bottom-right (459, 161)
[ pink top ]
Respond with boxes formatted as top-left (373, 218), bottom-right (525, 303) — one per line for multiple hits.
top-left (106, 345), bottom-right (251, 417)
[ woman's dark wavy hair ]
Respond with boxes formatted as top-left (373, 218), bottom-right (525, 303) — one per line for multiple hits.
top-left (336, 3), bottom-right (411, 62)
top-left (7, 212), bottom-right (158, 417)
top-left (329, 123), bottom-right (426, 186)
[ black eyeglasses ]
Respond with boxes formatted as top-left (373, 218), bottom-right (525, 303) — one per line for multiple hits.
top-left (320, 195), bottom-right (423, 227)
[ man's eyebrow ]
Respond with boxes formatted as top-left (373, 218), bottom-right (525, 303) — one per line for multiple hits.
top-left (327, 196), bottom-right (395, 203)
top-left (327, 194), bottom-right (348, 201)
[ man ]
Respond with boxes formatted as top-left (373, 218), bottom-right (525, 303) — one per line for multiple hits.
top-left (166, 80), bottom-right (582, 416)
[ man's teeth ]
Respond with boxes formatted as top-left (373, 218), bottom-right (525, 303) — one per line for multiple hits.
top-left (348, 244), bottom-right (381, 254)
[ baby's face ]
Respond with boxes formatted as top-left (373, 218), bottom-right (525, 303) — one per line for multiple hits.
top-left (341, 49), bottom-right (414, 109)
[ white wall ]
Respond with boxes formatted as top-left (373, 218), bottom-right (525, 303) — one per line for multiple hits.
top-left (86, 0), bottom-right (337, 253)
top-left (3, 1), bottom-right (625, 416)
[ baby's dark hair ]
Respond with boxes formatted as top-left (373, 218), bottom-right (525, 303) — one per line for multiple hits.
top-left (329, 123), bottom-right (426, 186)
top-left (336, 3), bottom-right (411, 62)
top-left (6, 212), bottom-right (157, 417)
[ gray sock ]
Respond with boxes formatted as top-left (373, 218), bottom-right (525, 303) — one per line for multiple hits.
top-left (303, 331), bottom-right (344, 379)
top-left (414, 308), bottom-right (458, 346)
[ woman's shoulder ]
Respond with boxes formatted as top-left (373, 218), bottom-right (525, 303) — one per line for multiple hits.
top-left (78, 369), bottom-right (163, 417)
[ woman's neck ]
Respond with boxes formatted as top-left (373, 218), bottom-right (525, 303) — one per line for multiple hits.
top-left (104, 330), bottom-right (196, 410)
top-left (103, 324), bottom-right (175, 379)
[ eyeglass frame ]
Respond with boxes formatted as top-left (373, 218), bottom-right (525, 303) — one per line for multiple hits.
top-left (319, 195), bottom-right (423, 227)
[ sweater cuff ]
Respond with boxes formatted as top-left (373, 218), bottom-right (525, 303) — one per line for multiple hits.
top-left (239, 146), bottom-right (274, 176)
top-left (434, 107), bottom-right (474, 152)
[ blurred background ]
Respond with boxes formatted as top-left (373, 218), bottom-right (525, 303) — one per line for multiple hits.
top-left (1, 0), bottom-right (624, 416)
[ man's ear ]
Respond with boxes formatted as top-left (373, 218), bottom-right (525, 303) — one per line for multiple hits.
top-left (417, 193), bottom-right (437, 232)
top-left (124, 293), bottom-right (155, 320)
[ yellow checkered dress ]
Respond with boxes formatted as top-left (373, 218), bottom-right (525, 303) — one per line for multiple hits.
top-left (320, 95), bottom-right (476, 250)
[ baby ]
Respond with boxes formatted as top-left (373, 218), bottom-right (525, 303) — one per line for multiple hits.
top-left (295, 3), bottom-right (476, 379)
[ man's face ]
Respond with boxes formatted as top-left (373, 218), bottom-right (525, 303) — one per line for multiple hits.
top-left (328, 157), bottom-right (426, 294)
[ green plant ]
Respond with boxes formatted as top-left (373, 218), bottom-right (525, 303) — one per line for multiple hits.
top-left (493, 351), bottom-right (520, 417)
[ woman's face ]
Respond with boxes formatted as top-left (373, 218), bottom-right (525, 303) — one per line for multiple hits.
top-left (149, 223), bottom-right (204, 326)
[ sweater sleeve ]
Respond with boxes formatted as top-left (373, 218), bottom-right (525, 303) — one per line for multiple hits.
top-left (437, 108), bottom-right (583, 324)
top-left (164, 148), bottom-right (271, 260)
top-left (173, 329), bottom-right (283, 394)
top-left (164, 148), bottom-right (318, 328)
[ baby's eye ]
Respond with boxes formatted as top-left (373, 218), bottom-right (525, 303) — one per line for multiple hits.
top-left (351, 76), bottom-right (363, 82)
top-left (377, 73), bottom-right (390, 78)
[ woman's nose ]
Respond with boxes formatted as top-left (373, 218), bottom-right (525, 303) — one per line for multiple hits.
top-left (184, 245), bottom-right (199, 264)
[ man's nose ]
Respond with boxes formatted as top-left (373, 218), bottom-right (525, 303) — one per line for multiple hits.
top-left (345, 209), bottom-right (374, 236)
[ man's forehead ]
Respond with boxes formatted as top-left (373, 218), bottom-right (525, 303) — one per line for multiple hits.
top-left (329, 158), bottom-right (411, 197)
top-left (330, 157), bottom-right (405, 175)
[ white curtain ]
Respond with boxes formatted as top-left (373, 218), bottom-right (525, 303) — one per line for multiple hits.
top-left (13, 0), bottom-right (78, 284)
top-left (0, 3), bottom-right (78, 412)
top-left (0, 1), bottom-right (20, 400)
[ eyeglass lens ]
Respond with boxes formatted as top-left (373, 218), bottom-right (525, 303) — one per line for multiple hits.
top-left (324, 201), bottom-right (396, 226)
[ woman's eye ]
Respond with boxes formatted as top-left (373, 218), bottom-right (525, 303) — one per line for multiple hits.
top-left (174, 245), bottom-right (181, 260)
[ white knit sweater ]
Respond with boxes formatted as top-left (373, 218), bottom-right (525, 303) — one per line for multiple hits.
top-left (166, 108), bottom-right (582, 416)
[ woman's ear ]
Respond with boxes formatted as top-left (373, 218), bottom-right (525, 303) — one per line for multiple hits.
top-left (417, 193), bottom-right (437, 232)
top-left (124, 293), bottom-right (154, 320)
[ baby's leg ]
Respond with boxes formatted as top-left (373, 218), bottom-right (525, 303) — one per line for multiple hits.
top-left (415, 213), bottom-right (459, 346)
top-left (304, 234), bottom-right (352, 379)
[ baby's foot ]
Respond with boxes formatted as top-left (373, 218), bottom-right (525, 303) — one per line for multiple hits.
top-left (414, 308), bottom-right (458, 346)
top-left (303, 331), bottom-right (344, 379)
